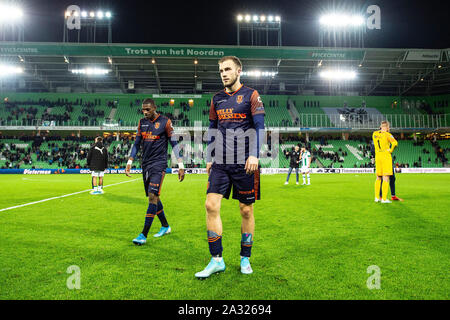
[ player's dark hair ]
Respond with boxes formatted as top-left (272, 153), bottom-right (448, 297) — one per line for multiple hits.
top-left (142, 98), bottom-right (156, 107)
top-left (218, 56), bottom-right (242, 69)
top-left (95, 136), bottom-right (103, 143)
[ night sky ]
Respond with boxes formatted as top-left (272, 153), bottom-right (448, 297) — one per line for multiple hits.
top-left (16, 0), bottom-right (450, 48)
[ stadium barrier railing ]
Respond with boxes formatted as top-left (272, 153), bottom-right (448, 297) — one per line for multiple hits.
top-left (0, 113), bottom-right (448, 130)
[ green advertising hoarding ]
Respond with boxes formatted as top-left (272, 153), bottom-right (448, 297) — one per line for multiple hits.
top-left (0, 42), bottom-right (365, 61)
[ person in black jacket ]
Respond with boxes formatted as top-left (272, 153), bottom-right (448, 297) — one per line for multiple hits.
top-left (87, 136), bottom-right (108, 195)
top-left (284, 145), bottom-right (301, 185)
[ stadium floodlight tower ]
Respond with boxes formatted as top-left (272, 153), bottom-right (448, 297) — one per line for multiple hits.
top-left (63, 7), bottom-right (113, 43)
top-left (0, 4), bottom-right (24, 41)
top-left (318, 12), bottom-right (365, 48)
top-left (236, 14), bottom-right (281, 46)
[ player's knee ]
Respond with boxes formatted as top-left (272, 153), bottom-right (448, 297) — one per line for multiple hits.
top-left (148, 192), bottom-right (159, 204)
top-left (205, 199), bottom-right (219, 214)
top-left (240, 204), bottom-right (253, 219)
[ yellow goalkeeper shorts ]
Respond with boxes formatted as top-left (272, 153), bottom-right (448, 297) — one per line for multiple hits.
top-left (375, 153), bottom-right (393, 176)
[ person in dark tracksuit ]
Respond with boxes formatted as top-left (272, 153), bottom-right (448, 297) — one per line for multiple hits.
top-left (87, 136), bottom-right (108, 195)
top-left (284, 145), bottom-right (301, 185)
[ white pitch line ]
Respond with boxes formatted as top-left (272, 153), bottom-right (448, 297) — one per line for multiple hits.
top-left (0, 178), bottom-right (140, 213)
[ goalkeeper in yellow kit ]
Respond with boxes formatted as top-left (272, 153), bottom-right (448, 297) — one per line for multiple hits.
top-left (372, 121), bottom-right (398, 203)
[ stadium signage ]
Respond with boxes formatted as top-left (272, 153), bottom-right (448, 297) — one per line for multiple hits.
top-left (0, 42), bottom-right (365, 61)
top-left (1, 168), bottom-right (449, 174)
top-left (23, 169), bottom-right (52, 175)
top-left (405, 50), bottom-right (441, 61)
top-left (310, 52), bottom-right (345, 59)
top-left (124, 47), bottom-right (225, 57)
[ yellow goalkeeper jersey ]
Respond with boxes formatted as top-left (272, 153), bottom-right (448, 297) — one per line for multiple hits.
top-left (372, 130), bottom-right (398, 154)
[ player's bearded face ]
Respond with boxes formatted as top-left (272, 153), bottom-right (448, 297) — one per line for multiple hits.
top-left (219, 61), bottom-right (240, 89)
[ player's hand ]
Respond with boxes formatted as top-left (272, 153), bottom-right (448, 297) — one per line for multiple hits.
top-left (178, 169), bottom-right (185, 182)
top-left (206, 162), bottom-right (212, 176)
top-left (371, 157), bottom-right (375, 165)
top-left (125, 164), bottom-right (132, 177)
top-left (245, 156), bottom-right (259, 175)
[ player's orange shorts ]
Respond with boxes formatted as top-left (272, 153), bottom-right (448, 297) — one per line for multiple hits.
top-left (375, 153), bottom-right (393, 176)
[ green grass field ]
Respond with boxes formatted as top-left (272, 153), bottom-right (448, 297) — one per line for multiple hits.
top-left (0, 173), bottom-right (449, 300)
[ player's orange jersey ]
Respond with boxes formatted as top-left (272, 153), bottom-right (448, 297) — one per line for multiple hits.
top-left (372, 130), bottom-right (398, 154)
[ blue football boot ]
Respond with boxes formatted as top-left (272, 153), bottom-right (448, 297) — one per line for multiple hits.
top-left (132, 233), bottom-right (147, 246)
top-left (153, 226), bottom-right (171, 238)
top-left (195, 257), bottom-right (226, 279)
top-left (240, 257), bottom-right (253, 274)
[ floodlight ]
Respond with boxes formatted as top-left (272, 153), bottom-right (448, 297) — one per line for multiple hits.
top-left (105, 11), bottom-right (111, 18)
top-left (0, 65), bottom-right (23, 76)
top-left (0, 5), bottom-right (23, 21)
top-left (237, 15), bottom-right (243, 21)
top-left (245, 15), bottom-right (251, 22)
top-left (242, 70), bottom-right (277, 77)
top-left (90, 11), bottom-right (95, 18)
top-left (253, 15), bottom-right (258, 22)
top-left (81, 11), bottom-right (88, 18)
top-left (275, 16), bottom-right (281, 22)
top-left (71, 68), bottom-right (110, 75)
top-left (97, 11), bottom-right (104, 19)
top-left (320, 14), bottom-right (364, 27)
top-left (268, 15), bottom-right (274, 22)
top-left (260, 15), bottom-right (266, 22)
top-left (350, 16), bottom-right (364, 26)
top-left (319, 70), bottom-right (357, 80)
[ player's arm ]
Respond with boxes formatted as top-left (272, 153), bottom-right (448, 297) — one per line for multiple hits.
top-left (247, 90), bottom-right (265, 174)
top-left (388, 134), bottom-right (398, 153)
top-left (166, 119), bottom-right (185, 182)
top-left (206, 100), bottom-right (218, 176)
top-left (126, 125), bottom-right (142, 177)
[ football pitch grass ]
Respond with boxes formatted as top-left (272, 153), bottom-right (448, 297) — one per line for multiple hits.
top-left (0, 173), bottom-right (448, 300)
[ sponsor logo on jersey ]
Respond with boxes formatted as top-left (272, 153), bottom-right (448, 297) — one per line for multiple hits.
top-left (155, 122), bottom-right (160, 129)
top-left (236, 95), bottom-right (243, 104)
top-left (217, 108), bottom-right (247, 120)
top-left (141, 131), bottom-right (161, 140)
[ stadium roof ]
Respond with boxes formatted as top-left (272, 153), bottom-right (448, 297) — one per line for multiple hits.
top-left (0, 42), bottom-right (449, 96)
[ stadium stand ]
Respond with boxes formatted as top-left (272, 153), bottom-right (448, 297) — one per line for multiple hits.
top-left (1, 92), bottom-right (448, 170)
top-left (1, 132), bottom-right (448, 170)
top-left (2, 93), bottom-right (449, 128)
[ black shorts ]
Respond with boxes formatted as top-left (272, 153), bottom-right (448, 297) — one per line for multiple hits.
top-left (207, 163), bottom-right (261, 204)
top-left (143, 167), bottom-right (166, 196)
